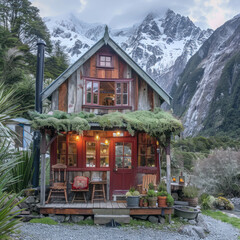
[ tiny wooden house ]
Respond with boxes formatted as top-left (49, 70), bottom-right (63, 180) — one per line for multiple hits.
top-left (37, 27), bottom-right (181, 203)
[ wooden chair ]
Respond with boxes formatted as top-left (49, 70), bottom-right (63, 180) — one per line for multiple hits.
top-left (137, 174), bottom-right (157, 194)
top-left (46, 163), bottom-right (68, 204)
top-left (70, 176), bottom-right (89, 203)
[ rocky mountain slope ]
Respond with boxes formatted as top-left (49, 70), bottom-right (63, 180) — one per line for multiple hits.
top-left (44, 9), bottom-right (212, 93)
top-left (171, 14), bottom-right (240, 137)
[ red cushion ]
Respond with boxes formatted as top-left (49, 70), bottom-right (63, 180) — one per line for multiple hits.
top-left (72, 176), bottom-right (89, 190)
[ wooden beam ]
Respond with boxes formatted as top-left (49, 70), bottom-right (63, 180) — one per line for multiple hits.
top-left (40, 208), bottom-right (93, 215)
top-left (40, 130), bottom-right (47, 206)
top-left (165, 135), bottom-right (171, 194)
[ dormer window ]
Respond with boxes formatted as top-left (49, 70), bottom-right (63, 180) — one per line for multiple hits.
top-left (97, 55), bottom-right (113, 68)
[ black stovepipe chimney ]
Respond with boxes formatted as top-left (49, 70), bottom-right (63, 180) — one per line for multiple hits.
top-left (32, 39), bottom-right (46, 188)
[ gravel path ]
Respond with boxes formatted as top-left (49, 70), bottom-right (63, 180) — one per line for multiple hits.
top-left (16, 215), bottom-right (240, 240)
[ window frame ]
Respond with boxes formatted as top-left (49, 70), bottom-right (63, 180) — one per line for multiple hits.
top-left (97, 54), bottom-right (114, 68)
top-left (84, 78), bottom-right (131, 107)
top-left (83, 137), bottom-right (110, 169)
top-left (138, 133), bottom-right (157, 168)
top-left (85, 80), bottom-right (99, 105)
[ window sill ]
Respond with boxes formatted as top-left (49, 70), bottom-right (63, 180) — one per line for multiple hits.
top-left (83, 105), bottom-right (132, 110)
top-left (66, 167), bottom-right (110, 171)
top-left (96, 66), bottom-right (114, 69)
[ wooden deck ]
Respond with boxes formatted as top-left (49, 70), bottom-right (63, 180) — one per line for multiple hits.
top-left (39, 201), bottom-right (173, 216)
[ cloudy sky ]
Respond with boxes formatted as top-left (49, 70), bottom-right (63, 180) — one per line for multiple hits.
top-left (31, 0), bottom-right (240, 30)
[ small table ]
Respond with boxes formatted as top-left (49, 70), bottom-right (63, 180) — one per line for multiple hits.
top-left (91, 181), bottom-right (107, 203)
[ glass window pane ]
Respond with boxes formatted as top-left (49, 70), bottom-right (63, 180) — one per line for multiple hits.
top-left (123, 83), bottom-right (128, 93)
top-left (100, 156), bottom-right (109, 167)
top-left (93, 93), bottom-right (98, 104)
top-left (116, 95), bottom-right (121, 105)
top-left (68, 154), bottom-right (77, 167)
top-left (116, 83), bottom-right (121, 94)
top-left (87, 92), bottom-right (91, 103)
top-left (115, 142), bottom-right (123, 155)
top-left (106, 62), bottom-right (111, 67)
top-left (87, 81), bottom-right (92, 91)
top-left (123, 94), bottom-right (128, 105)
top-left (116, 157), bottom-right (123, 168)
top-left (69, 143), bottom-right (77, 154)
top-left (124, 157), bottom-right (132, 168)
top-left (93, 82), bottom-right (98, 93)
top-left (124, 143), bottom-right (132, 156)
top-left (147, 157), bottom-right (155, 167)
top-left (100, 56), bottom-right (105, 61)
top-left (100, 61), bottom-right (105, 66)
top-left (139, 155), bottom-right (146, 166)
top-left (86, 142), bottom-right (96, 167)
top-left (106, 56), bottom-right (111, 62)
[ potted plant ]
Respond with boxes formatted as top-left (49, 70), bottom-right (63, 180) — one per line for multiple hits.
top-left (139, 196), bottom-right (144, 207)
top-left (143, 197), bottom-right (148, 207)
top-left (166, 194), bottom-right (174, 207)
top-left (126, 187), bottom-right (140, 207)
top-left (158, 181), bottom-right (167, 192)
top-left (157, 191), bottom-right (168, 207)
top-left (182, 185), bottom-right (198, 207)
top-left (147, 190), bottom-right (158, 207)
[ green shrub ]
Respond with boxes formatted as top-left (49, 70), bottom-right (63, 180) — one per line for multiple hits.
top-left (157, 182), bottom-right (167, 192)
top-left (215, 197), bottom-right (234, 210)
top-left (166, 194), bottom-right (174, 207)
top-left (147, 190), bottom-right (157, 197)
top-left (201, 196), bottom-right (216, 210)
top-left (148, 182), bottom-right (155, 190)
top-left (157, 191), bottom-right (168, 197)
top-left (183, 186), bottom-right (198, 198)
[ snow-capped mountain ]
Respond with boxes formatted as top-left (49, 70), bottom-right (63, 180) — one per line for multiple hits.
top-left (171, 14), bottom-right (240, 137)
top-left (44, 9), bottom-right (213, 93)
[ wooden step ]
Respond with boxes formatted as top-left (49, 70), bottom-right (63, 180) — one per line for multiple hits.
top-left (94, 214), bottom-right (130, 224)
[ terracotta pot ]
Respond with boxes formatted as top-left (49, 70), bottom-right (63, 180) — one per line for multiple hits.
top-left (158, 196), bottom-right (167, 207)
top-left (183, 197), bottom-right (198, 207)
top-left (143, 202), bottom-right (148, 207)
top-left (139, 198), bottom-right (144, 207)
top-left (148, 197), bottom-right (158, 207)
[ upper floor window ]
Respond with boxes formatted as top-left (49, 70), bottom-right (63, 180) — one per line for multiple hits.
top-left (97, 55), bottom-right (113, 68)
top-left (85, 80), bottom-right (129, 106)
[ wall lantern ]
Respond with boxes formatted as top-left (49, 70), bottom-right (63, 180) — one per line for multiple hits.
top-left (75, 135), bottom-right (80, 141)
top-left (95, 134), bottom-right (100, 140)
top-left (172, 177), bottom-right (176, 182)
top-left (104, 139), bottom-right (110, 145)
top-left (179, 172), bottom-right (185, 185)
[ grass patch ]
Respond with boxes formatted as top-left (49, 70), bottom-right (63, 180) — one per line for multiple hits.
top-left (77, 219), bottom-right (94, 226)
top-left (29, 217), bottom-right (58, 225)
top-left (203, 210), bottom-right (240, 230)
top-left (123, 216), bottom-right (185, 231)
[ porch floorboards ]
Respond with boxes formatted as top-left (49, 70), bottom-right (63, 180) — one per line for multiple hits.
top-left (39, 201), bottom-right (174, 216)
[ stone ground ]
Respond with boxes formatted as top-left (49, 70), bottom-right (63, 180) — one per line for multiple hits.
top-left (15, 214), bottom-right (240, 240)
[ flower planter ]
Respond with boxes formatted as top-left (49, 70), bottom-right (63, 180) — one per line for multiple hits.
top-left (126, 196), bottom-right (140, 207)
top-left (139, 198), bottom-right (144, 207)
top-left (158, 196), bottom-right (167, 207)
top-left (174, 206), bottom-right (200, 220)
top-left (148, 197), bottom-right (157, 207)
top-left (183, 197), bottom-right (198, 207)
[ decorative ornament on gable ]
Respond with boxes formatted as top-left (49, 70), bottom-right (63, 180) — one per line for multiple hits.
top-left (104, 25), bottom-right (110, 45)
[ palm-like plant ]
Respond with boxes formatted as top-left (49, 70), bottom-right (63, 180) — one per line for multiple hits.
top-left (0, 83), bottom-right (27, 238)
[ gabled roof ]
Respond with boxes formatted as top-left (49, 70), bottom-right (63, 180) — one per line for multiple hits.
top-left (41, 26), bottom-right (172, 105)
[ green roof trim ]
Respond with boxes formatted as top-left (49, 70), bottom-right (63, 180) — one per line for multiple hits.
top-left (29, 109), bottom-right (183, 140)
top-left (41, 26), bottom-right (172, 104)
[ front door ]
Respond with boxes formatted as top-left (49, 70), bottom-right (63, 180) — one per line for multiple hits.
top-left (110, 138), bottom-right (137, 198)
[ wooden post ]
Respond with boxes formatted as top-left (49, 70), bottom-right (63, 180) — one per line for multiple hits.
top-left (40, 130), bottom-right (47, 206)
top-left (166, 135), bottom-right (171, 195)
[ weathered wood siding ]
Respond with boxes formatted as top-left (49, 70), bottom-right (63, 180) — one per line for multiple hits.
top-left (58, 81), bottom-right (68, 112)
top-left (51, 45), bottom-right (160, 113)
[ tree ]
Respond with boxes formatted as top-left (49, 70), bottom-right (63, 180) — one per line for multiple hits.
top-left (0, 0), bottom-right (51, 51)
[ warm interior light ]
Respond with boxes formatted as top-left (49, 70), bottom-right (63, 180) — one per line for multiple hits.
top-left (76, 135), bottom-right (80, 141)
top-left (95, 135), bottom-right (100, 140)
top-left (105, 139), bottom-right (109, 145)
top-left (156, 140), bottom-right (159, 146)
top-left (116, 131), bottom-right (121, 136)
top-left (172, 177), bottom-right (176, 182)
